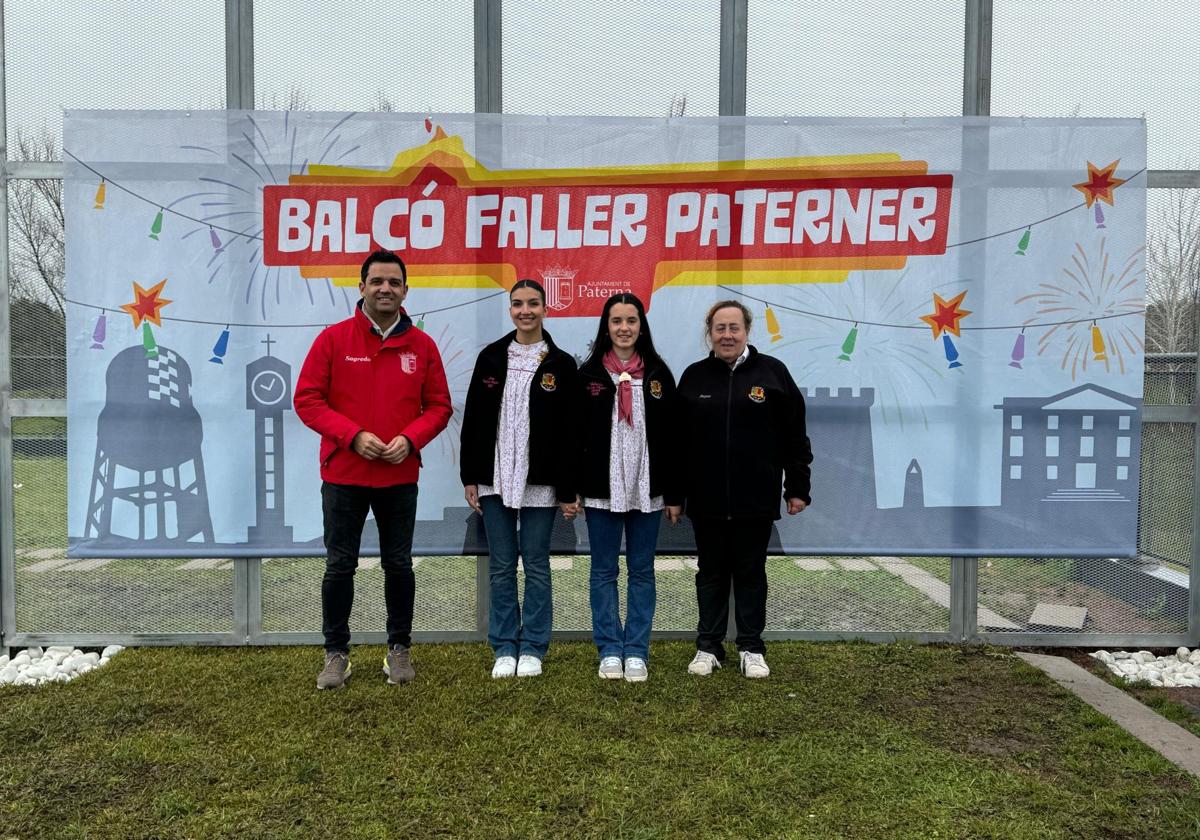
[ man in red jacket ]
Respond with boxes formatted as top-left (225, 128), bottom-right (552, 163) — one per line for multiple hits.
top-left (295, 250), bottom-right (452, 689)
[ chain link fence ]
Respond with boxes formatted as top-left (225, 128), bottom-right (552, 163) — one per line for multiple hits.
top-left (2, 1), bottom-right (1196, 648)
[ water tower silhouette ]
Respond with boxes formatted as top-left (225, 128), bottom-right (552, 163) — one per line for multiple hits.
top-left (82, 344), bottom-right (214, 545)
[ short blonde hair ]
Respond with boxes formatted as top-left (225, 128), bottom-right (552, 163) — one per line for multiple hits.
top-left (704, 299), bottom-right (752, 346)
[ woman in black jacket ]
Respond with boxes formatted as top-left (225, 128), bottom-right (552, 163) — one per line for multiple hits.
top-left (460, 279), bottom-right (580, 679)
top-left (677, 300), bottom-right (812, 679)
top-left (578, 293), bottom-right (681, 683)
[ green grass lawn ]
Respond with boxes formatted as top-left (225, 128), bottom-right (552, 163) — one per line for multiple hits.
top-left (0, 642), bottom-right (1197, 839)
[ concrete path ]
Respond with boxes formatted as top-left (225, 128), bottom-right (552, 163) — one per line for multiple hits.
top-left (794, 557), bottom-right (834, 571)
top-left (835, 557), bottom-right (879, 572)
top-left (1017, 652), bottom-right (1200, 778)
top-left (876, 556), bottom-right (1022, 630)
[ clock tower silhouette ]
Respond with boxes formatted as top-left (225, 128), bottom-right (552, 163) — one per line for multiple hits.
top-left (245, 334), bottom-right (293, 543)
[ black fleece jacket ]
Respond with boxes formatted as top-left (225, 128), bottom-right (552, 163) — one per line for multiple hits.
top-left (459, 330), bottom-right (579, 503)
top-left (676, 346), bottom-right (812, 520)
top-left (577, 355), bottom-right (683, 506)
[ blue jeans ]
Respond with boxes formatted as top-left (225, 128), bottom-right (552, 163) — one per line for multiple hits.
top-left (585, 507), bottom-right (661, 661)
top-left (480, 495), bottom-right (556, 659)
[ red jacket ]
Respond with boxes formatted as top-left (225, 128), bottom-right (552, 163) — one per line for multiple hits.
top-left (294, 305), bottom-right (453, 487)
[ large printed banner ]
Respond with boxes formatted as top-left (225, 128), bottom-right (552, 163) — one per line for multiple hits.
top-left (65, 112), bottom-right (1146, 557)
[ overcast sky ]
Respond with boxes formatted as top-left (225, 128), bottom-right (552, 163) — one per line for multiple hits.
top-left (4, 0), bottom-right (1198, 170)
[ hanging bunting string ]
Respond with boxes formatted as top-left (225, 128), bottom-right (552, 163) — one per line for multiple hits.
top-left (722, 286), bottom-right (1142, 333)
top-left (1014, 227), bottom-right (1031, 255)
top-left (1009, 328), bottom-right (1026, 369)
top-left (64, 148), bottom-right (262, 242)
top-left (837, 323), bottom-right (858, 362)
top-left (63, 146), bottom-right (1146, 253)
top-left (141, 322), bottom-right (158, 359)
top-left (209, 326), bottom-right (231, 364)
top-left (63, 289), bottom-right (507, 329)
top-left (765, 305), bottom-right (783, 342)
top-left (1091, 322), bottom-right (1108, 360)
top-left (90, 310), bottom-right (107, 349)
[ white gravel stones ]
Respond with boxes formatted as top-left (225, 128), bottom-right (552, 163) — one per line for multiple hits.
top-left (0, 645), bottom-right (125, 687)
top-left (1092, 648), bottom-right (1200, 688)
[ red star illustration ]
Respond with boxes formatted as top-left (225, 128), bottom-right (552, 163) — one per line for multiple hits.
top-left (1072, 160), bottom-right (1126, 208)
top-left (120, 279), bottom-right (172, 328)
top-left (919, 291), bottom-right (971, 338)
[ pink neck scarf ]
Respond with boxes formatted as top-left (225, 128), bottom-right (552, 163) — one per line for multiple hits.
top-left (603, 350), bottom-right (644, 426)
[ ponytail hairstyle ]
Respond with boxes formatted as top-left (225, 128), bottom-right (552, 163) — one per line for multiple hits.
top-left (510, 278), bottom-right (546, 304)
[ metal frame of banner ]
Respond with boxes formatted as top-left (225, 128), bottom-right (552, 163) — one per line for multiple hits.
top-left (0, 0), bottom-right (1196, 651)
top-left (0, 0), bottom-right (17, 651)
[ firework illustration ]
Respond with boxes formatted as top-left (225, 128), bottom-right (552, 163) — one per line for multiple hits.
top-left (171, 111), bottom-right (366, 321)
top-left (425, 321), bottom-right (474, 464)
top-left (1015, 238), bottom-right (1145, 380)
top-left (761, 270), bottom-right (965, 430)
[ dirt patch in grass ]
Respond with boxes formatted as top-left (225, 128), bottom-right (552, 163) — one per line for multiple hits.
top-left (980, 578), bottom-right (1185, 634)
top-left (853, 648), bottom-right (1079, 773)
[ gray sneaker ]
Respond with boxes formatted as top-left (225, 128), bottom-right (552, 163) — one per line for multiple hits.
top-left (598, 656), bottom-right (623, 680)
top-left (317, 652), bottom-right (352, 690)
top-left (383, 644), bottom-right (415, 684)
top-left (623, 657), bottom-right (648, 682)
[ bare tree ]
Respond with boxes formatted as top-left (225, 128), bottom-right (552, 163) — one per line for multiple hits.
top-left (8, 127), bottom-right (65, 314)
top-left (1144, 189), bottom-right (1200, 405)
top-left (255, 87), bottom-right (312, 111)
top-left (1145, 189), bottom-right (1200, 354)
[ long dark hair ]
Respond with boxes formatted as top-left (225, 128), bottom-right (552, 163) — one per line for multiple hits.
top-left (583, 293), bottom-right (668, 373)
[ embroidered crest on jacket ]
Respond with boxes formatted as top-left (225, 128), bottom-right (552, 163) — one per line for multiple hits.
top-left (748, 385), bottom-right (766, 403)
top-left (541, 373), bottom-right (557, 392)
top-left (399, 352), bottom-right (418, 374)
top-left (649, 380), bottom-right (662, 399)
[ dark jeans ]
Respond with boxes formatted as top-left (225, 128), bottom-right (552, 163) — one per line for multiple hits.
top-left (691, 516), bottom-right (773, 660)
top-left (321, 481), bottom-right (418, 653)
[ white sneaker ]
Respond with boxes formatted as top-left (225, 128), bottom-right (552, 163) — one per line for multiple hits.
top-left (491, 656), bottom-right (517, 679)
top-left (516, 655), bottom-right (542, 677)
top-left (598, 656), bottom-right (623, 680)
top-left (623, 657), bottom-right (648, 682)
top-left (740, 651), bottom-right (770, 678)
top-left (688, 651), bottom-right (721, 675)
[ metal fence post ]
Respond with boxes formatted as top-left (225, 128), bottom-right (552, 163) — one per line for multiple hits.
top-left (475, 0), bottom-right (502, 115)
top-left (949, 559), bottom-right (965, 642)
top-left (225, 0), bottom-right (256, 643)
top-left (476, 555), bottom-right (490, 641)
top-left (719, 0), bottom-right (747, 118)
top-left (962, 0), bottom-right (992, 118)
top-left (1191, 300), bottom-right (1200, 645)
top-left (226, 0), bottom-right (254, 110)
top-left (956, 0), bottom-right (993, 645)
top-left (719, 0), bottom-right (746, 642)
top-left (0, 1), bottom-right (16, 649)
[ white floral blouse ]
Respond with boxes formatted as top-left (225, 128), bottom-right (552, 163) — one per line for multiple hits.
top-left (478, 339), bottom-right (558, 508)
top-left (585, 371), bottom-right (663, 513)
